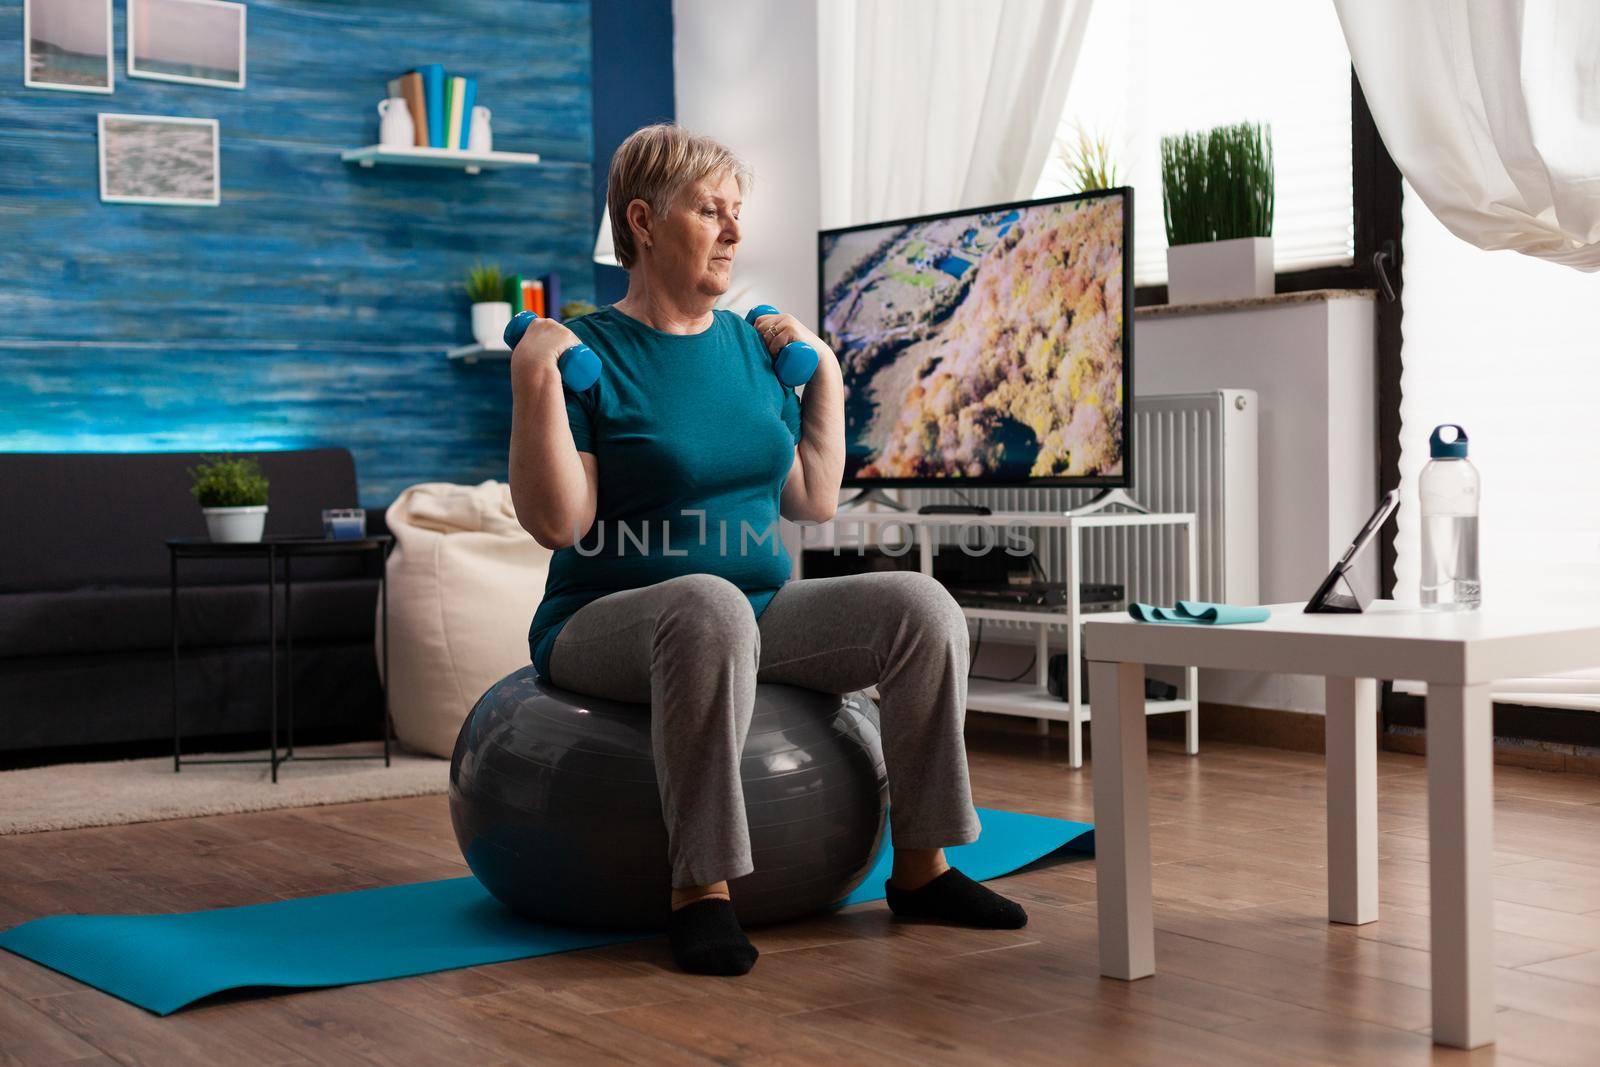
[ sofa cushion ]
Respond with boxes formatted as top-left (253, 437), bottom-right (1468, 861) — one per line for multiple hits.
top-left (0, 579), bottom-right (379, 658)
top-left (0, 643), bottom-right (383, 754)
top-left (0, 450), bottom-right (366, 593)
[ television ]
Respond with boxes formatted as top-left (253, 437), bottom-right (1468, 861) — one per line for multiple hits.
top-left (818, 187), bottom-right (1133, 491)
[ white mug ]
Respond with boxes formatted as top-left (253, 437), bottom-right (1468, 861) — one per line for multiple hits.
top-left (468, 106), bottom-right (493, 153)
top-left (378, 97), bottom-right (414, 147)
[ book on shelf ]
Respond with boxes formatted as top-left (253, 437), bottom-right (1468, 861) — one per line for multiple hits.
top-left (398, 71), bottom-right (427, 147)
top-left (499, 276), bottom-right (548, 316)
top-left (454, 77), bottom-right (476, 151)
top-left (540, 273), bottom-right (562, 319)
top-left (443, 76), bottom-right (474, 150)
top-left (443, 79), bottom-right (455, 149)
top-left (416, 63), bottom-right (445, 148)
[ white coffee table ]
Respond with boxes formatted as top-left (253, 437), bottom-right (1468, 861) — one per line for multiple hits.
top-left (1083, 600), bottom-right (1600, 1050)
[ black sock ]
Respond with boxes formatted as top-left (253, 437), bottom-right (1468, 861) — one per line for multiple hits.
top-left (885, 867), bottom-right (1028, 929)
top-left (667, 898), bottom-right (758, 976)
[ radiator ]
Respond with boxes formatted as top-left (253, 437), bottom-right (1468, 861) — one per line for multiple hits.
top-left (896, 389), bottom-right (1260, 619)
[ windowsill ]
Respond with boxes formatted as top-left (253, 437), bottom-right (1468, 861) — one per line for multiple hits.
top-left (1135, 288), bottom-right (1375, 320)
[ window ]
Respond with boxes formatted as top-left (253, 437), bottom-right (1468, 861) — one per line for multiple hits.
top-left (1393, 182), bottom-right (1600, 709)
top-left (1033, 0), bottom-right (1355, 287)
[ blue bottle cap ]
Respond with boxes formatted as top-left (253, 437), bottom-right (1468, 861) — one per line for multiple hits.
top-left (1429, 424), bottom-right (1469, 458)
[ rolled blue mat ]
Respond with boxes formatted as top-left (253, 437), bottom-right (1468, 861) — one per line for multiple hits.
top-left (1129, 600), bottom-right (1271, 625)
top-left (0, 807), bottom-right (1090, 1016)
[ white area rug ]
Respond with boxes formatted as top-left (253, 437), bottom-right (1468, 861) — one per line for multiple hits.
top-left (0, 742), bottom-right (451, 835)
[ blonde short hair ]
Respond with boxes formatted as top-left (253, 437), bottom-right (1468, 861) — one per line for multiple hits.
top-left (606, 123), bottom-right (753, 269)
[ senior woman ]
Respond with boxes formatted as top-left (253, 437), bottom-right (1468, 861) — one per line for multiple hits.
top-left (509, 124), bottom-right (1025, 976)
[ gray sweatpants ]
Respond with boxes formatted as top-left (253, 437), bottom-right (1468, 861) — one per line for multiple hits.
top-left (547, 570), bottom-right (983, 888)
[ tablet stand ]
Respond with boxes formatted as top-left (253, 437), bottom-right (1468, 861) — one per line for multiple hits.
top-left (1305, 561), bottom-right (1372, 614)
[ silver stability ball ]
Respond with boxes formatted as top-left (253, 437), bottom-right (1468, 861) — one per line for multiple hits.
top-left (449, 666), bottom-right (888, 930)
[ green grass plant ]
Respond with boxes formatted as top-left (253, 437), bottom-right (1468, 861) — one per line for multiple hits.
top-left (1160, 121), bottom-right (1274, 245)
top-left (1058, 124), bottom-right (1120, 193)
top-left (464, 262), bottom-right (505, 305)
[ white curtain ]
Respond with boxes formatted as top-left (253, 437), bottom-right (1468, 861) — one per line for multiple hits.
top-left (1392, 180), bottom-right (1600, 711)
top-left (817, 0), bottom-right (1094, 229)
top-left (1333, 0), bottom-right (1600, 270)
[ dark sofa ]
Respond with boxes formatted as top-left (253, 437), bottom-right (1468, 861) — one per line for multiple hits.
top-left (0, 450), bottom-right (387, 762)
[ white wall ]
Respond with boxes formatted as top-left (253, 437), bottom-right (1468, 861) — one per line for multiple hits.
top-left (1136, 295), bottom-right (1378, 714)
top-left (673, 0), bottom-right (822, 322)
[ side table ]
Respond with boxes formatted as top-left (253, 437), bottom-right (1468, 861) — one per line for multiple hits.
top-left (1083, 600), bottom-right (1600, 1049)
top-left (167, 535), bottom-right (394, 783)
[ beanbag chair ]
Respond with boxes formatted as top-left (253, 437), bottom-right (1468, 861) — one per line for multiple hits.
top-left (378, 481), bottom-right (552, 758)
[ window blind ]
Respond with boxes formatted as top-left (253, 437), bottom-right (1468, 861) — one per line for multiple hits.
top-left (1032, 0), bottom-right (1354, 286)
top-left (1395, 181), bottom-right (1600, 708)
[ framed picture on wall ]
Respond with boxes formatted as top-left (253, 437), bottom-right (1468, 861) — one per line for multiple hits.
top-left (128, 0), bottom-right (247, 90)
top-left (98, 114), bottom-right (221, 206)
top-left (23, 0), bottom-right (113, 93)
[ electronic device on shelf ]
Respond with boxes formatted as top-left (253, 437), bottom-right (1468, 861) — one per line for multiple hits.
top-left (946, 580), bottom-right (1125, 610)
top-left (1048, 655), bottom-right (1177, 701)
top-left (819, 187), bottom-right (1134, 497)
top-left (918, 503), bottom-right (993, 515)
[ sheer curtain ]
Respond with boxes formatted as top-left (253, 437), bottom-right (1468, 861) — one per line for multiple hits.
top-left (1394, 184), bottom-right (1600, 708)
top-left (1337, 1), bottom-right (1600, 707)
top-left (1335, 0), bottom-right (1600, 269)
top-left (1033, 0), bottom-right (1355, 286)
top-left (817, 0), bottom-right (1093, 229)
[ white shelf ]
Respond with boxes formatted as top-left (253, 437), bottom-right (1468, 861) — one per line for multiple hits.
top-left (863, 680), bottom-right (1192, 724)
top-left (340, 145), bottom-right (542, 175)
top-left (835, 508), bottom-right (1197, 530)
top-left (446, 341), bottom-right (510, 363)
top-left (957, 602), bottom-right (1123, 625)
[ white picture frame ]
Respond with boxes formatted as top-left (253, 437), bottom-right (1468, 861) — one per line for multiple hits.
top-left (23, 0), bottom-right (113, 94)
top-left (98, 113), bottom-right (221, 207)
top-left (128, 0), bottom-right (247, 90)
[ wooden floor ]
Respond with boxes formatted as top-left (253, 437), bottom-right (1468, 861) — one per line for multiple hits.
top-left (5, 726), bottom-right (1600, 1066)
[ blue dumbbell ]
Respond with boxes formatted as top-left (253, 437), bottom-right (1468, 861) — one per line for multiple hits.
top-left (745, 305), bottom-right (819, 387)
top-left (504, 311), bottom-right (602, 391)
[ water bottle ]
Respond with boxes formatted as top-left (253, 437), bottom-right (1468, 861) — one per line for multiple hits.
top-left (1419, 424), bottom-right (1481, 610)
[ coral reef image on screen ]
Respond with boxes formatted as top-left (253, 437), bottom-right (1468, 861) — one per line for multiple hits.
top-left (821, 194), bottom-right (1125, 482)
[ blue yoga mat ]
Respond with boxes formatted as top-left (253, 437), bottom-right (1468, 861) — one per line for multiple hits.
top-left (0, 807), bottom-right (1090, 1015)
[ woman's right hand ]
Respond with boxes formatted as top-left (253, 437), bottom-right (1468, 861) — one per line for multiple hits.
top-left (511, 317), bottom-right (585, 378)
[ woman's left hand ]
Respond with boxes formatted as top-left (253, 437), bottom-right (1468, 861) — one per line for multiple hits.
top-left (749, 311), bottom-right (830, 362)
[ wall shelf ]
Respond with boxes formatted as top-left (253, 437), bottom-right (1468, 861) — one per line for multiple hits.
top-left (446, 342), bottom-right (510, 363)
top-left (341, 145), bottom-right (541, 175)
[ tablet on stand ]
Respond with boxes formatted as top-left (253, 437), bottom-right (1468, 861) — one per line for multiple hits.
top-left (1305, 489), bottom-right (1400, 614)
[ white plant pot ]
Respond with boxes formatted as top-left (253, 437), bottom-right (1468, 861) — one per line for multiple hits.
top-left (203, 505), bottom-right (268, 543)
top-left (1165, 236), bottom-right (1275, 304)
top-left (471, 301), bottom-right (513, 349)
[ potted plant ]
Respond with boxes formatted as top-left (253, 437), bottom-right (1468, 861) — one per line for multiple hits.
top-left (189, 454), bottom-right (270, 543)
top-left (1160, 121), bottom-right (1275, 303)
top-left (1058, 122), bottom-right (1120, 193)
top-left (465, 262), bottom-right (511, 348)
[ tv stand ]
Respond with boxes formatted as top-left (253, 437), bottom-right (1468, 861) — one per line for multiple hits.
top-left (838, 487), bottom-right (908, 512)
top-left (1062, 488), bottom-right (1149, 516)
top-left (800, 507), bottom-right (1198, 769)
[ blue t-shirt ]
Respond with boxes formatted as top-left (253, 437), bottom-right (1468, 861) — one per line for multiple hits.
top-left (527, 305), bottom-right (802, 679)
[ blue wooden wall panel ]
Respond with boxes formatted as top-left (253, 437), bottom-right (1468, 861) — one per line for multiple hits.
top-left (0, 0), bottom-right (596, 508)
